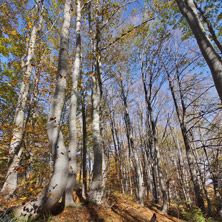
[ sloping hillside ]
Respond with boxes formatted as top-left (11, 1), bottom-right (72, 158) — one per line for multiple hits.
top-left (49, 192), bottom-right (180, 222)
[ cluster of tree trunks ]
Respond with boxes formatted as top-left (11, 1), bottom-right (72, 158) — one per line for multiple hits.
top-left (0, 0), bottom-right (221, 220)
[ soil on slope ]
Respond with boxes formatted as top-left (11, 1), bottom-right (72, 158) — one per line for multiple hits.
top-left (49, 192), bottom-right (180, 222)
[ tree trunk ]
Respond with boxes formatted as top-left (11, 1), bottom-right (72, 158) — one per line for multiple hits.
top-left (175, 0), bottom-right (222, 103)
top-left (88, 71), bottom-right (104, 203)
top-left (212, 177), bottom-right (222, 217)
top-left (63, 0), bottom-right (82, 207)
top-left (163, 60), bottom-right (205, 211)
top-left (14, 0), bottom-right (71, 218)
top-left (81, 86), bottom-right (87, 198)
top-left (173, 131), bottom-right (191, 203)
top-left (202, 144), bottom-right (222, 217)
top-left (156, 145), bottom-right (168, 213)
top-left (141, 59), bottom-right (167, 212)
top-left (152, 163), bottom-right (159, 204)
top-left (192, 142), bottom-right (212, 215)
top-left (87, 1), bottom-right (105, 204)
top-left (119, 76), bottom-right (144, 205)
top-left (114, 123), bottom-right (124, 193)
top-left (168, 123), bottom-right (191, 203)
top-left (108, 103), bottom-right (123, 191)
top-left (1, 2), bottom-right (43, 199)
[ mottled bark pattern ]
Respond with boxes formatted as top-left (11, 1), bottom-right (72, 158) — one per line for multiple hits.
top-left (1, 2), bottom-right (43, 199)
top-left (88, 1), bottom-right (105, 204)
top-left (14, 0), bottom-right (71, 218)
top-left (63, 0), bottom-right (82, 207)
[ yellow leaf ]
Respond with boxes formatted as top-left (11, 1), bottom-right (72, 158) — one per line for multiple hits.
top-left (28, 21), bottom-right (32, 28)
top-left (11, 30), bottom-right (17, 36)
top-left (21, 180), bottom-right (25, 185)
top-left (20, 197), bottom-right (27, 200)
top-left (11, 80), bottom-right (18, 86)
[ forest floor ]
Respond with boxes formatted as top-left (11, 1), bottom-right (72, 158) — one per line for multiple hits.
top-left (0, 191), bottom-right (181, 222)
top-left (46, 192), bottom-right (181, 222)
top-left (2, 191), bottom-right (221, 222)
top-left (3, 190), bottom-right (210, 222)
top-left (49, 192), bottom-right (181, 222)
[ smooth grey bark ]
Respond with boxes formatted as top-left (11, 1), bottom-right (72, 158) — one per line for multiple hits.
top-left (88, 68), bottom-right (104, 203)
top-left (81, 85), bottom-right (87, 197)
top-left (63, 0), bottom-right (82, 207)
top-left (100, 95), bottom-right (107, 196)
top-left (24, 76), bottom-right (40, 180)
top-left (14, 0), bottom-right (71, 218)
top-left (149, 157), bottom-right (158, 203)
top-left (156, 146), bottom-right (168, 213)
top-left (86, 1), bottom-right (93, 192)
top-left (87, 1), bottom-right (105, 204)
top-left (1, 2), bottom-right (44, 199)
top-left (194, 2), bottom-right (222, 55)
top-left (175, 0), bottom-right (222, 103)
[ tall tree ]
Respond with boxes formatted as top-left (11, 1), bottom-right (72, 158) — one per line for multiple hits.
top-left (118, 72), bottom-right (145, 205)
top-left (63, 0), bottom-right (82, 207)
top-left (159, 39), bottom-right (206, 211)
top-left (175, 0), bottom-right (222, 103)
top-left (140, 39), bottom-right (168, 212)
top-left (14, 0), bottom-right (71, 217)
top-left (87, 0), bottom-right (105, 203)
top-left (80, 79), bottom-right (88, 197)
top-left (1, 1), bottom-right (44, 199)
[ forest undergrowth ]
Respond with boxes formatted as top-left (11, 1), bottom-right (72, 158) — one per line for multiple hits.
top-left (0, 190), bottom-right (220, 222)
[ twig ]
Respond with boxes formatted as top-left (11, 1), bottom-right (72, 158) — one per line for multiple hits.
top-left (100, 18), bottom-right (154, 51)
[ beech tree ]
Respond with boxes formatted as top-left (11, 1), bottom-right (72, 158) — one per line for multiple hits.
top-left (1, 1), bottom-right (44, 199)
top-left (140, 36), bottom-right (168, 212)
top-left (175, 0), bottom-right (222, 103)
top-left (87, 0), bottom-right (106, 203)
top-left (1, 0), bottom-right (222, 220)
top-left (159, 34), bottom-right (212, 212)
top-left (63, 0), bottom-right (82, 207)
top-left (118, 71), bottom-right (145, 205)
top-left (14, 0), bottom-right (71, 217)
